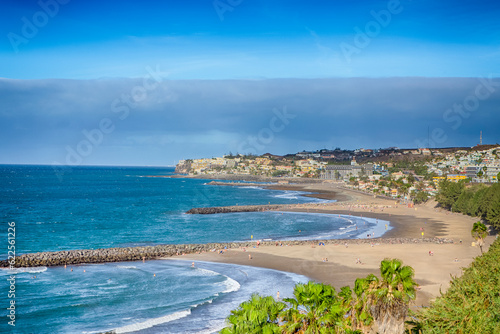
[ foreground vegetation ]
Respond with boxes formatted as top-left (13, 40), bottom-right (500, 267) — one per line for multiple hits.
top-left (222, 240), bottom-right (500, 333)
top-left (221, 184), bottom-right (500, 333)
top-left (436, 180), bottom-right (500, 229)
top-left (413, 237), bottom-right (500, 333)
top-left (221, 258), bottom-right (417, 334)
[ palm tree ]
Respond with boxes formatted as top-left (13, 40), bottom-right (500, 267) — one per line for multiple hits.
top-left (221, 294), bottom-right (285, 334)
top-left (369, 259), bottom-right (417, 334)
top-left (471, 221), bottom-right (488, 254)
top-left (335, 286), bottom-right (360, 333)
top-left (351, 274), bottom-right (379, 333)
top-left (222, 260), bottom-right (417, 334)
top-left (281, 281), bottom-right (346, 333)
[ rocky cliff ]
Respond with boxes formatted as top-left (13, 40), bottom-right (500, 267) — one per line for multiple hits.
top-left (175, 160), bottom-right (192, 174)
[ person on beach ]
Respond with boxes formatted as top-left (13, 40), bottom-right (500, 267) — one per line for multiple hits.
top-left (277, 291), bottom-right (280, 300)
top-left (191, 262), bottom-right (195, 268)
top-left (248, 254), bottom-right (252, 260)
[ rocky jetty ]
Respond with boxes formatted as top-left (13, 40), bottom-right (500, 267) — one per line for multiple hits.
top-left (186, 204), bottom-right (288, 214)
top-left (2, 243), bottom-right (232, 268)
top-left (1, 237), bottom-right (454, 268)
top-left (207, 181), bottom-right (273, 187)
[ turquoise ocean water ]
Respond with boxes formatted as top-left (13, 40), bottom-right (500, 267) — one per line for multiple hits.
top-left (0, 165), bottom-right (389, 333)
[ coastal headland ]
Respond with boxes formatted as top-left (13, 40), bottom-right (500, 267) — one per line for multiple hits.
top-left (2, 177), bottom-right (495, 307)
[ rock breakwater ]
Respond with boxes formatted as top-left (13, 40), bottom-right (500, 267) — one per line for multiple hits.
top-left (206, 181), bottom-right (273, 187)
top-left (186, 204), bottom-right (288, 214)
top-left (1, 237), bottom-right (454, 268)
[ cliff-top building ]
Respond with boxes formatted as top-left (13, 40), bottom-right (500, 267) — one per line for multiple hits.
top-left (320, 157), bottom-right (373, 180)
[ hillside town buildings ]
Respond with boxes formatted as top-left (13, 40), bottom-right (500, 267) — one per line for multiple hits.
top-left (176, 145), bottom-right (500, 201)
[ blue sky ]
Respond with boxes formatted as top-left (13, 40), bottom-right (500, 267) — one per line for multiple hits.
top-left (2, 0), bottom-right (500, 79)
top-left (1, 0), bottom-right (499, 166)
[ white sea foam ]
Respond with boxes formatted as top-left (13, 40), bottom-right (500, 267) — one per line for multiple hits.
top-left (112, 309), bottom-right (191, 334)
top-left (237, 185), bottom-right (264, 190)
top-left (193, 321), bottom-right (227, 334)
top-left (356, 216), bottom-right (392, 238)
top-left (116, 265), bottom-right (138, 270)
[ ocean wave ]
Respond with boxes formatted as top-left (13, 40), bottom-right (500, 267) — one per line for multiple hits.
top-left (1, 266), bottom-right (48, 274)
top-left (193, 267), bottom-right (241, 294)
top-left (97, 285), bottom-right (129, 291)
top-left (116, 265), bottom-right (138, 270)
top-left (221, 275), bottom-right (241, 294)
top-left (112, 309), bottom-right (191, 334)
top-left (195, 267), bottom-right (220, 276)
top-left (237, 185), bottom-right (264, 190)
top-left (273, 191), bottom-right (301, 199)
top-left (271, 190), bottom-right (333, 203)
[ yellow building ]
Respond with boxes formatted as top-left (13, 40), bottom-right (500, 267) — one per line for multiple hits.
top-left (446, 174), bottom-right (467, 182)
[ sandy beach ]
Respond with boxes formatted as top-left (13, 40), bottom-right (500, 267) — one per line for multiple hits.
top-left (173, 182), bottom-right (496, 307)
